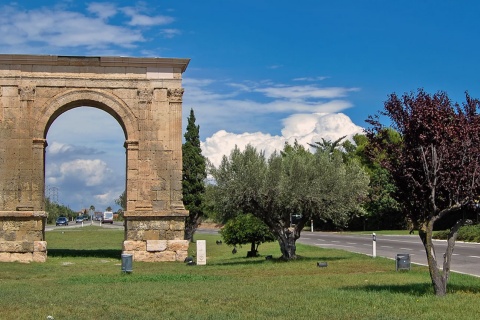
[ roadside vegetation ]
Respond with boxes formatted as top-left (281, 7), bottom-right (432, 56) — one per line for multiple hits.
top-left (44, 197), bottom-right (78, 224)
top-left (434, 224), bottom-right (480, 242)
top-left (1, 227), bottom-right (479, 319)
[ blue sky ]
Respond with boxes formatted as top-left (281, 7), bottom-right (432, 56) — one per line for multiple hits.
top-left (2, 1), bottom-right (479, 212)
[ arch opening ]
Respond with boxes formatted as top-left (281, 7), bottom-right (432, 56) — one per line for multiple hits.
top-left (45, 106), bottom-right (126, 224)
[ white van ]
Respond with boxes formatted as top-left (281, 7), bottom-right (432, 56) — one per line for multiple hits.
top-left (102, 211), bottom-right (114, 224)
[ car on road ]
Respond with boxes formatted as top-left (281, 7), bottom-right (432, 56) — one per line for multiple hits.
top-left (56, 217), bottom-right (69, 226)
top-left (75, 216), bottom-right (84, 223)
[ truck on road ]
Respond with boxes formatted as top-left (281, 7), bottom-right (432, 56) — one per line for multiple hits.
top-left (102, 211), bottom-right (114, 224)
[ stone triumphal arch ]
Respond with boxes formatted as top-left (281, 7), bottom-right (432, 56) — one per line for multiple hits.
top-left (0, 54), bottom-right (191, 262)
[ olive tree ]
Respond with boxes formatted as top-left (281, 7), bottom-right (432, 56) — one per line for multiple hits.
top-left (210, 142), bottom-right (369, 259)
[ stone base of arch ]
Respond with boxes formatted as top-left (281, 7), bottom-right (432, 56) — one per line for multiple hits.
top-left (0, 211), bottom-right (47, 263)
top-left (0, 212), bottom-right (189, 263)
top-left (123, 212), bottom-right (190, 262)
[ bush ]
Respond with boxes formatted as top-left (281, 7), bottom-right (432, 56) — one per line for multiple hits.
top-left (433, 224), bottom-right (480, 242)
top-left (219, 213), bottom-right (275, 257)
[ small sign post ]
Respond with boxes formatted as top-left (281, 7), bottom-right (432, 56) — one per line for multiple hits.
top-left (372, 233), bottom-right (377, 258)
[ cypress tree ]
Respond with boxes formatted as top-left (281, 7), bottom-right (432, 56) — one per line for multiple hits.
top-left (182, 109), bottom-right (207, 241)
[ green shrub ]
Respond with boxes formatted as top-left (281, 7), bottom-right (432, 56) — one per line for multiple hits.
top-left (433, 224), bottom-right (480, 242)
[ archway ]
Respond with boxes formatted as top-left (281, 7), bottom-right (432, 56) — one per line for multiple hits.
top-left (0, 54), bottom-right (190, 263)
top-left (45, 106), bottom-right (126, 220)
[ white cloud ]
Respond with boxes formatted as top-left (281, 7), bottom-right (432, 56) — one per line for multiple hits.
top-left (202, 113), bottom-right (365, 167)
top-left (160, 28), bottom-right (181, 38)
top-left (94, 190), bottom-right (120, 207)
top-left (48, 159), bottom-right (111, 186)
top-left (87, 2), bottom-right (118, 20)
top-left (202, 130), bottom-right (286, 167)
top-left (255, 85), bottom-right (360, 100)
top-left (293, 76), bottom-right (329, 82)
top-left (48, 142), bottom-right (74, 155)
top-left (183, 78), bottom-right (359, 138)
top-left (0, 3), bottom-right (178, 52)
top-left (121, 7), bottom-right (174, 26)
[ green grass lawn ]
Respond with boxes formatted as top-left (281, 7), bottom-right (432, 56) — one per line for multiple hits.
top-left (1, 226), bottom-right (479, 320)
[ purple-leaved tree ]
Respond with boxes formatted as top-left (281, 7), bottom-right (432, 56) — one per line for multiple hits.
top-left (366, 89), bottom-right (480, 296)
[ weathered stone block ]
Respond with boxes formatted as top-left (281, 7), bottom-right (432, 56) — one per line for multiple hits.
top-left (32, 251), bottom-right (47, 262)
top-left (167, 240), bottom-right (189, 252)
top-left (127, 230), bottom-right (145, 241)
top-left (146, 240), bottom-right (167, 252)
top-left (144, 230), bottom-right (160, 240)
top-left (153, 250), bottom-right (176, 262)
top-left (0, 252), bottom-right (11, 262)
top-left (33, 241), bottom-right (47, 252)
top-left (0, 230), bottom-right (16, 241)
top-left (173, 231), bottom-right (184, 239)
top-left (175, 250), bottom-right (188, 262)
top-left (170, 220), bottom-right (185, 231)
top-left (165, 230), bottom-right (175, 240)
top-left (123, 240), bottom-right (146, 251)
top-left (0, 240), bottom-right (34, 252)
top-left (152, 200), bottom-right (167, 211)
top-left (10, 252), bottom-right (33, 263)
top-left (133, 250), bottom-right (151, 262)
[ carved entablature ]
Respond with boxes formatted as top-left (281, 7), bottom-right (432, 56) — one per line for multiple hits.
top-left (19, 85), bottom-right (36, 101)
top-left (167, 88), bottom-right (184, 103)
top-left (137, 88), bottom-right (153, 105)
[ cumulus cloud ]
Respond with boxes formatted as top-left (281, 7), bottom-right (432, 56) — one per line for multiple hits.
top-left (183, 76), bottom-right (364, 168)
top-left (47, 159), bottom-right (111, 186)
top-left (202, 130), bottom-right (286, 167)
top-left (202, 113), bottom-right (365, 167)
top-left (183, 78), bottom-right (359, 139)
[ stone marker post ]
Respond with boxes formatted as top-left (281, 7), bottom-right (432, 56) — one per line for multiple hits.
top-left (196, 240), bottom-right (206, 265)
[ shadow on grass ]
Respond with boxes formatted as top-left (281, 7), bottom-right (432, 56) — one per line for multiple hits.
top-left (210, 255), bottom-right (348, 266)
top-left (343, 282), bottom-right (480, 296)
top-left (48, 248), bottom-right (122, 259)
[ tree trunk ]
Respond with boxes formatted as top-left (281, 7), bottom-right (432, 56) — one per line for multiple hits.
top-left (184, 214), bottom-right (202, 242)
top-left (418, 210), bottom-right (469, 297)
top-left (419, 220), bottom-right (447, 296)
top-left (277, 227), bottom-right (297, 259)
top-left (247, 242), bottom-right (258, 257)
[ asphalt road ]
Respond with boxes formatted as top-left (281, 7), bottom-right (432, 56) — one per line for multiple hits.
top-left (297, 231), bottom-right (480, 277)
